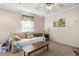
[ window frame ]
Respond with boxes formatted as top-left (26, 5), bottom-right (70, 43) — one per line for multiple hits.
top-left (21, 15), bottom-right (34, 32)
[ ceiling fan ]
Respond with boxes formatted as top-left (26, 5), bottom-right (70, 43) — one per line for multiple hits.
top-left (45, 3), bottom-right (63, 10)
top-left (45, 3), bottom-right (56, 10)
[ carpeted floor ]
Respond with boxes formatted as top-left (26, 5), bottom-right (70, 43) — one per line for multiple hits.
top-left (0, 41), bottom-right (77, 56)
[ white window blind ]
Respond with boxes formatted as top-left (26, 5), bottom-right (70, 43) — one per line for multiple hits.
top-left (21, 16), bottom-right (34, 32)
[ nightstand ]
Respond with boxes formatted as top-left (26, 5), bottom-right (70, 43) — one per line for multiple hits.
top-left (44, 34), bottom-right (49, 41)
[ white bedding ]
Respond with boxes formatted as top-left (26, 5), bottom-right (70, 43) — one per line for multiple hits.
top-left (13, 37), bottom-right (45, 49)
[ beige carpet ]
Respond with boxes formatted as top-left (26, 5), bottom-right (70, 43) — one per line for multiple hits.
top-left (0, 41), bottom-right (76, 56)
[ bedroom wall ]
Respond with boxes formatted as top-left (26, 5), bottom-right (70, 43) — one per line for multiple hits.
top-left (44, 6), bottom-right (79, 48)
top-left (0, 9), bottom-right (21, 43)
top-left (0, 9), bottom-right (44, 43)
top-left (34, 15), bottom-right (44, 33)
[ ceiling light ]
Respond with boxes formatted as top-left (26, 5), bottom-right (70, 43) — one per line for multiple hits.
top-left (46, 3), bottom-right (56, 10)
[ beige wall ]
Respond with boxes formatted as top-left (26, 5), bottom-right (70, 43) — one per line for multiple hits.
top-left (0, 9), bottom-right (21, 43)
top-left (44, 6), bottom-right (79, 48)
top-left (0, 9), bottom-right (44, 43)
top-left (34, 15), bottom-right (44, 33)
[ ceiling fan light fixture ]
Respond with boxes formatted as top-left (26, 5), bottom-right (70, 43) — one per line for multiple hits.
top-left (46, 3), bottom-right (56, 10)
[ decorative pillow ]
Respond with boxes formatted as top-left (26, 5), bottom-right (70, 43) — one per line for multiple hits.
top-left (33, 33), bottom-right (43, 37)
top-left (26, 32), bottom-right (34, 39)
top-left (14, 35), bottom-right (21, 41)
top-left (8, 37), bottom-right (16, 44)
top-left (14, 38), bottom-right (20, 41)
top-left (14, 32), bottom-right (26, 39)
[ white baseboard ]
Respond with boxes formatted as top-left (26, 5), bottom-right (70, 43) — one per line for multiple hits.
top-left (50, 39), bottom-right (79, 49)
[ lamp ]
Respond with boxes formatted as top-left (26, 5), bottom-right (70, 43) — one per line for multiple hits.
top-left (43, 27), bottom-right (50, 34)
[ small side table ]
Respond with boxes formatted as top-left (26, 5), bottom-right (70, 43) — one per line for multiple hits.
top-left (44, 34), bottom-right (49, 41)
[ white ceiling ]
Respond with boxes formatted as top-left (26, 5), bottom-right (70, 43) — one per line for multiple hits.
top-left (0, 3), bottom-right (79, 17)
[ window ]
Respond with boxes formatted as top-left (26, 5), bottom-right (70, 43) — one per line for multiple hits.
top-left (21, 15), bottom-right (34, 32)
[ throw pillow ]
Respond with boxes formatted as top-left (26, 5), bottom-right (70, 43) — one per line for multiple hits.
top-left (26, 32), bottom-right (34, 39)
top-left (14, 35), bottom-right (21, 41)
